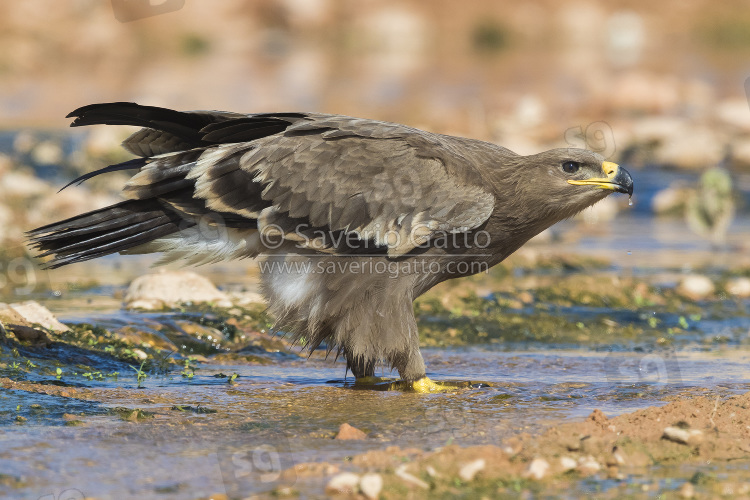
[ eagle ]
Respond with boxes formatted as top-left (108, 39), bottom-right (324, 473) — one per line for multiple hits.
top-left (28, 103), bottom-right (633, 392)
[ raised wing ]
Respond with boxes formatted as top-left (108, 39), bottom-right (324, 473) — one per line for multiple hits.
top-left (125, 115), bottom-right (500, 256)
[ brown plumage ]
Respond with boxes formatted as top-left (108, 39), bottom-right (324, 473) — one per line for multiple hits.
top-left (28, 102), bottom-right (633, 384)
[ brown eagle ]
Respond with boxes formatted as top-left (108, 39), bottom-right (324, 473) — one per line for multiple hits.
top-left (29, 103), bottom-right (633, 391)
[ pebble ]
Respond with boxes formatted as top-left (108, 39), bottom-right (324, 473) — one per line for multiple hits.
top-left (525, 458), bottom-right (549, 480)
top-left (676, 275), bottom-right (715, 301)
top-left (359, 473), bottom-right (383, 500)
top-left (726, 277), bottom-right (750, 298)
top-left (124, 270), bottom-right (233, 310)
top-left (3, 301), bottom-right (69, 332)
top-left (662, 426), bottom-right (703, 445)
top-left (560, 456), bottom-right (577, 471)
top-left (458, 458), bottom-right (485, 481)
top-left (131, 349), bottom-right (148, 360)
top-left (325, 472), bottom-right (360, 494)
top-left (577, 456), bottom-right (601, 474)
top-left (335, 423), bottom-right (367, 440)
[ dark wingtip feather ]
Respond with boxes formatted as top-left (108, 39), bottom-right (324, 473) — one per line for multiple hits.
top-left (57, 157), bottom-right (147, 193)
top-left (66, 101), bottom-right (138, 120)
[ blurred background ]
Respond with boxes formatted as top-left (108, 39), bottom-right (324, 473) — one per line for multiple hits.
top-left (1, 0), bottom-right (750, 273)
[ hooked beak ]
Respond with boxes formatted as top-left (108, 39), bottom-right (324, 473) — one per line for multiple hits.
top-left (567, 161), bottom-right (634, 196)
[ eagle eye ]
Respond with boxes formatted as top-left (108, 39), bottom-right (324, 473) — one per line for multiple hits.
top-left (562, 161), bottom-right (580, 174)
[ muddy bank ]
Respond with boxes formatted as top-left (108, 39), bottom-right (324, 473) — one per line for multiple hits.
top-left (285, 392), bottom-right (750, 499)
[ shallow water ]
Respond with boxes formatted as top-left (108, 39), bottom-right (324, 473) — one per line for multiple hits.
top-left (3, 334), bottom-right (750, 499)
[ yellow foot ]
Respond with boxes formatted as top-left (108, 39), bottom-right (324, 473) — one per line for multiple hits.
top-left (410, 377), bottom-right (465, 393)
top-left (350, 376), bottom-right (490, 392)
top-left (354, 376), bottom-right (396, 386)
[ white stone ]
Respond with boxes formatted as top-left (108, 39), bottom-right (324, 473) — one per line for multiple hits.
top-left (677, 275), bottom-right (715, 300)
top-left (651, 185), bottom-right (691, 215)
top-left (124, 271), bottom-right (232, 310)
top-left (458, 458), bottom-right (485, 481)
top-left (359, 473), bottom-right (383, 500)
top-left (8, 301), bottom-right (69, 332)
top-left (577, 455), bottom-right (601, 474)
top-left (31, 140), bottom-right (63, 165)
top-left (679, 482), bottom-right (695, 498)
top-left (727, 277), bottom-right (750, 298)
top-left (525, 458), bottom-right (549, 480)
top-left (325, 472), bottom-right (360, 494)
top-left (663, 426), bottom-right (703, 445)
top-left (560, 456), bottom-right (577, 471)
top-left (131, 349), bottom-right (148, 360)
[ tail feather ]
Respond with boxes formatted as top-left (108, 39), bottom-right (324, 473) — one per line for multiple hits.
top-left (28, 200), bottom-right (190, 269)
top-left (26, 102), bottom-right (293, 268)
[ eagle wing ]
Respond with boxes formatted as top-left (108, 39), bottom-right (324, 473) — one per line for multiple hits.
top-left (123, 113), bottom-right (499, 257)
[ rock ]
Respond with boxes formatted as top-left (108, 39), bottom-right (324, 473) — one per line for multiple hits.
top-left (131, 349), bottom-right (148, 360)
top-left (655, 126), bottom-right (726, 170)
top-left (651, 185), bottom-right (692, 215)
top-left (524, 458), bottom-right (549, 480)
top-left (325, 472), bottom-right (360, 495)
top-left (662, 426), bottom-right (703, 445)
top-left (560, 456), bottom-right (577, 471)
top-left (7, 325), bottom-right (51, 346)
top-left (677, 275), bottom-right (715, 301)
top-left (0, 170), bottom-right (50, 198)
top-left (359, 473), bottom-right (383, 500)
top-left (715, 98), bottom-right (750, 132)
top-left (31, 140), bottom-right (64, 165)
top-left (517, 291), bottom-right (534, 304)
top-left (226, 291), bottom-right (266, 306)
top-left (679, 482), bottom-right (695, 498)
top-left (605, 449), bottom-right (626, 467)
top-left (577, 456), bottom-right (601, 475)
top-left (335, 423), bottom-right (367, 440)
top-left (726, 277), bottom-right (750, 298)
top-left (3, 301), bottom-right (69, 332)
top-left (124, 271), bottom-right (232, 310)
top-left (458, 458), bottom-right (485, 481)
